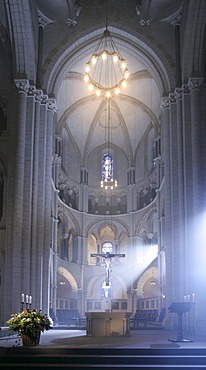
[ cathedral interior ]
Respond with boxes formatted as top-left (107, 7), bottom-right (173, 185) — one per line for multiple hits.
top-left (0, 0), bottom-right (206, 336)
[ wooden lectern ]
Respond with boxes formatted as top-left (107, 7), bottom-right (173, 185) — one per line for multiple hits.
top-left (168, 302), bottom-right (192, 342)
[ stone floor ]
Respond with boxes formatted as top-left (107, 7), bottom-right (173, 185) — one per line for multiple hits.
top-left (1, 326), bottom-right (206, 349)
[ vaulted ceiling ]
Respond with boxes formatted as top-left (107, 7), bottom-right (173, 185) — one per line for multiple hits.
top-left (35, 0), bottom-right (182, 186)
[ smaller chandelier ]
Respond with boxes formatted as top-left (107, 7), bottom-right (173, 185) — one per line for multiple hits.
top-left (101, 178), bottom-right (118, 190)
top-left (84, 28), bottom-right (129, 97)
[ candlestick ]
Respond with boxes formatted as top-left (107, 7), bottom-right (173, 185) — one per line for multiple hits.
top-left (21, 293), bottom-right (25, 303)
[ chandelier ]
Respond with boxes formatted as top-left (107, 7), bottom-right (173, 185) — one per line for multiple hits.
top-left (83, 1), bottom-right (129, 98)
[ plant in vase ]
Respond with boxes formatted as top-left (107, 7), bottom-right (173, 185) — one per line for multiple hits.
top-left (7, 309), bottom-right (52, 346)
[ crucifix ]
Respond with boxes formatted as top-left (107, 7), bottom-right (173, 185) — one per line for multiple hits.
top-left (91, 251), bottom-right (125, 286)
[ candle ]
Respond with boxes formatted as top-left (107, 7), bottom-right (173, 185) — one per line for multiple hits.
top-left (187, 294), bottom-right (190, 302)
top-left (192, 293), bottom-right (195, 303)
top-left (21, 293), bottom-right (25, 303)
top-left (183, 295), bottom-right (187, 302)
top-left (29, 295), bottom-right (32, 304)
top-left (26, 294), bottom-right (29, 304)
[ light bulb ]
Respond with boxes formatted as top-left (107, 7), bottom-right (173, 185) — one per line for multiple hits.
top-left (113, 54), bottom-right (118, 63)
top-left (121, 61), bottom-right (126, 69)
top-left (106, 90), bottom-right (111, 98)
top-left (96, 89), bottom-right (101, 96)
top-left (88, 83), bottom-right (93, 91)
top-left (115, 87), bottom-right (120, 95)
top-left (124, 69), bottom-right (129, 79)
top-left (121, 80), bottom-right (127, 88)
top-left (85, 64), bottom-right (90, 73)
top-left (84, 74), bottom-right (89, 83)
top-left (102, 51), bottom-right (107, 61)
top-left (91, 55), bottom-right (96, 64)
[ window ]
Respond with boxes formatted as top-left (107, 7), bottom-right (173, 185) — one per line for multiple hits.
top-left (102, 241), bottom-right (113, 254)
top-left (102, 154), bottom-right (113, 182)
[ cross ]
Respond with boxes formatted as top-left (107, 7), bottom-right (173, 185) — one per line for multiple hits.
top-left (91, 251), bottom-right (125, 286)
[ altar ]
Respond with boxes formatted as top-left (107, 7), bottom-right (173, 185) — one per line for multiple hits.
top-left (85, 312), bottom-right (131, 337)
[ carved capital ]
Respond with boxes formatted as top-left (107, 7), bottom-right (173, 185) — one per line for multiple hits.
top-left (54, 154), bottom-right (62, 166)
top-left (160, 97), bottom-right (170, 110)
top-left (34, 89), bottom-right (44, 103)
top-left (170, 11), bottom-right (181, 27)
top-left (188, 77), bottom-right (203, 92)
top-left (163, 8), bottom-right (182, 27)
top-left (47, 98), bottom-right (57, 113)
top-left (169, 93), bottom-right (176, 104)
top-left (174, 87), bottom-right (182, 101)
top-left (182, 84), bottom-right (191, 95)
top-left (14, 79), bottom-right (30, 94)
top-left (62, 233), bottom-right (69, 239)
top-left (38, 9), bottom-right (54, 29)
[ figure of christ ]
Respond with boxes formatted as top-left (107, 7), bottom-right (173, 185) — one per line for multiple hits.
top-left (91, 251), bottom-right (125, 286)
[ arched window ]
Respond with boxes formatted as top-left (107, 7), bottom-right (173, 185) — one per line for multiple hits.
top-left (102, 241), bottom-right (113, 254)
top-left (102, 154), bottom-right (113, 182)
top-left (101, 154), bottom-right (117, 189)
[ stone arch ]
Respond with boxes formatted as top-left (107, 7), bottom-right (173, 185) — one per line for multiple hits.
top-left (136, 265), bottom-right (159, 298)
top-left (57, 267), bottom-right (78, 293)
top-left (45, 26), bottom-right (174, 97)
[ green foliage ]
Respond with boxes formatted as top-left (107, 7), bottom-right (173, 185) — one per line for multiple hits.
top-left (7, 309), bottom-right (52, 339)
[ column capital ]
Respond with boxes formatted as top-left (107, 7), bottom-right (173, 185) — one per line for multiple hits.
top-left (47, 98), bottom-right (57, 113)
top-left (54, 154), bottom-right (62, 166)
top-left (160, 97), bottom-right (170, 110)
top-left (188, 77), bottom-right (203, 92)
top-left (38, 9), bottom-right (54, 29)
top-left (174, 87), bottom-right (183, 101)
top-left (14, 79), bottom-right (30, 94)
top-left (163, 8), bottom-right (182, 27)
top-left (169, 92), bottom-right (176, 104)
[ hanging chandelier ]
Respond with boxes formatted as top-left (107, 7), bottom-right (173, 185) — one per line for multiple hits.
top-left (83, 1), bottom-right (129, 98)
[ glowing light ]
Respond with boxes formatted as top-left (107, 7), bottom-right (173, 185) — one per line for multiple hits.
top-left (106, 90), bottom-right (111, 98)
top-left (91, 56), bottom-right (96, 65)
top-left (113, 54), bottom-right (118, 63)
top-left (83, 29), bottom-right (129, 97)
top-left (84, 74), bottom-right (89, 83)
top-left (102, 51), bottom-right (107, 61)
top-left (122, 80), bottom-right (127, 88)
top-left (121, 61), bottom-right (126, 69)
top-left (124, 69), bottom-right (129, 79)
top-left (88, 83), bottom-right (93, 91)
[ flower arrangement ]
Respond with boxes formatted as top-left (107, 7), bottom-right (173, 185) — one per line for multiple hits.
top-left (7, 309), bottom-right (52, 339)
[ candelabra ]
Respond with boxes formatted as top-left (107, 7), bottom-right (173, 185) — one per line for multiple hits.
top-left (21, 293), bottom-right (32, 310)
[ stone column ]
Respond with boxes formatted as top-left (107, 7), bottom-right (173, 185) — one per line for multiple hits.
top-left (35, 98), bottom-right (47, 310)
top-left (21, 88), bottom-right (35, 295)
top-left (42, 99), bottom-right (56, 314)
top-left (127, 167), bottom-right (136, 212)
top-left (170, 12), bottom-right (182, 87)
top-left (5, 80), bottom-right (28, 315)
top-left (30, 93), bottom-right (41, 303)
top-left (79, 166), bottom-right (88, 212)
top-left (160, 97), bottom-right (173, 318)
